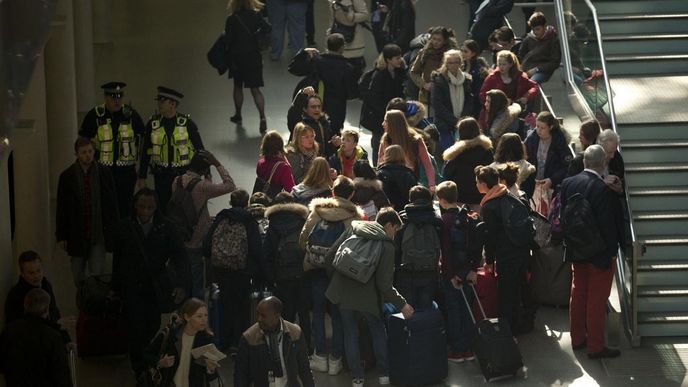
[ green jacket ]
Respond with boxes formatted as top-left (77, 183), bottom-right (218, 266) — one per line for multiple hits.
top-left (325, 221), bottom-right (406, 319)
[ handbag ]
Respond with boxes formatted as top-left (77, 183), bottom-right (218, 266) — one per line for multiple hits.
top-left (207, 31), bottom-right (229, 76)
top-left (252, 161), bottom-right (286, 199)
top-left (136, 320), bottom-right (177, 387)
top-left (329, 20), bottom-right (356, 43)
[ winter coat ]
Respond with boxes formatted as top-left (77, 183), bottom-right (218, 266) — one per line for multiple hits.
top-left (383, 0), bottom-right (415, 52)
top-left (478, 68), bottom-right (538, 127)
top-left (360, 61), bottom-right (407, 132)
top-left (468, 0), bottom-right (514, 50)
top-left (440, 207), bottom-right (482, 281)
top-left (522, 128), bottom-right (572, 196)
top-left (290, 183), bottom-right (332, 206)
top-left (326, 221), bottom-right (407, 318)
top-left (143, 327), bottom-right (217, 387)
top-left (519, 25), bottom-right (561, 76)
top-left (352, 177), bottom-right (391, 216)
top-left (285, 149), bottom-right (316, 184)
top-left (330, 0), bottom-right (369, 59)
top-left (481, 190), bottom-right (530, 264)
top-left (486, 103), bottom-right (521, 141)
top-left (396, 201), bottom-right (443, 284)
top-left (463, 57), bottom-right (490, 118)
top-left (431, 71), bottom-right (472, 135)
top-left (442, 135), bottom-right (495, 205)
top-left (376, 163), bottom-right (418, 211)
top-left (234, 319), bottom-right (314, 387)
top-left (262, 203), bottom-right (309, 283)
top-left (256, 155), bottom-right (296, 193)
top-left (55, 162), bottom-right (119, 257)
top-left (410, 41), bottom-right (458, 104)
top-left (299, 196), bottom-right (365, 250)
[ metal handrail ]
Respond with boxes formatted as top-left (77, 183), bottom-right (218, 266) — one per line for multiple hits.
top-left (554, 0), bottom-right (643, 345)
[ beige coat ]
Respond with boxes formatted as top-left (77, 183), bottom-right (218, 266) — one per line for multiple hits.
top-left (330, 0), bottom-right (369, 59)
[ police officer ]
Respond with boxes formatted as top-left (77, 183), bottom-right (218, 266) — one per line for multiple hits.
top-left (79, 81), bottom-right (145, 218)
top-left (137, 86), bottom-right (204, 211)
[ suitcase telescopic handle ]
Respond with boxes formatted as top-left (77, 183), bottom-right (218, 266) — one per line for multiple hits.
top-left (459, 283), bottom-right (487, 324)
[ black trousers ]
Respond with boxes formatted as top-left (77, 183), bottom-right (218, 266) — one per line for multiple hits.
top-left (111, 165), bottom-right (137, 218)
top-left (306, 0), bottom-right (315, 43)
top-left (125, 290), bottom-right (161, 376)
top-left (496, 258), bottom-right (526, 333)
top-left (213, 268), bottom-right (251, 348)
top-left (276, 278), bottom-right (312, 350)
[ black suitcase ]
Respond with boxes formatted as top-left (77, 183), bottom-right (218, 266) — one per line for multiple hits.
top-left (388, 307), bottom-right (448, 386)
top-left (461, 285), bottom-right (524, 382)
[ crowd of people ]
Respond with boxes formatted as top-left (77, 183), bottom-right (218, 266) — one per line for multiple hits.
top-left (0, 1), bottom-right (628, 387)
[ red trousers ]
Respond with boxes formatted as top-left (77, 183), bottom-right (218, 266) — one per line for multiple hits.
top-left (569, 258), bottom-right (616, 354)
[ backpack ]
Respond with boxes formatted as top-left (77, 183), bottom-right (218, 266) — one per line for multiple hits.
top-left (499, 193), bottom-right (536, 248)
top-left (332, 234), bottom-right (383, 283)
top-left (305, 219), bottom-right (347, 268)
top-left (562, 182), bottom-right (606, 262)
top-left (167, 177), bottom-right (203, 241)
top-left (357, 68), bottom-right (376, 101)
top-left (548, 193), bottom-right (563, 241)
top-left (449, 207), bottom-right (486, 267)
top-left (210, 218), bottom-right (249, 270)
top-left (274, 227), bottom-right (306, 281)
top-left (400, 222), bottom-right (441, 271)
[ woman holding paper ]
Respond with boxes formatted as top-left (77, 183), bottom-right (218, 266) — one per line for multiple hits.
top-left (144, 298), bottom-right (221, 387)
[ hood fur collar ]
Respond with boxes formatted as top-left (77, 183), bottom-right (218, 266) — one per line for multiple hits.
top-left (265, 203), bottom-right (309, 219)
top-left (353, 177), bottom-right (383, 191)
top-left (309, 197), bottom-right (364, 221)
top-left (443, 134), bottom-right (493, 161)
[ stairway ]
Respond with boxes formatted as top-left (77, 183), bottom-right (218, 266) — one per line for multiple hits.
top-left (595, 0), bottom-right (688, 339)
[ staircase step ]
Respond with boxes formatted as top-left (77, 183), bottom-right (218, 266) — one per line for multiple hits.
top-left (621, 140), bottom-right (688, 163)
top-left (617, 122), bottom-right (688, 141)
top-left (640, 235), bottom-right (688, 261)
top-left (606, 54), bottom-right (688, 76)
top-left (637, 261), bottom-right (688, 285)
top-left (638, 312), bottom-right (688, 336)
top-left (599, 14), bottom-right (688, 35)
top-left (596, 1), bottom-right (688, 15)
top-left (603, 34), bottom-right (688, 56)
top-left (626, 163), bottom-right (688, 187)
top-left (633, 211), bottom-right (688, 235)
top-left (638, 286), bottom-right (688, 312)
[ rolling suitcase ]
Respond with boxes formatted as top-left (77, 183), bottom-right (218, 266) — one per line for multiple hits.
top-left (462, 285), bottom-right (523, 382)
top-left (388, 307), bottom-right (448, 386)
top-left (472, 267), bottom-right (498, 319)
top-left (530, 242), bottom-right (571, 306)
top-left (76, 298), bottom-right (128, 357)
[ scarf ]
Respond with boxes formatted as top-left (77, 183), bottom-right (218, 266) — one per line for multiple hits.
top-left (447, 71), bottom-right (465, 118)
top-left (480, 183), bottom-right (508, 206)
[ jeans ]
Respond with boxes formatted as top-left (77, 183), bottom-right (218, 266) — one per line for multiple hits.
top-left (276, 278), bottom-right (312, 351)
top-left (443, 280), bottom-right (476, 353)
top-left (266, 0), bottom-right (307, 59)
top-left (311, 270), bottom-right (343, 358)
top-left (340, 309), bottom-right (389, 380)
top-left (395, 272), bottom-right (437, 311)
top-left (187, 247), bottom-right (205, 300)
top-left (70, 242), bottom-right (107, 286)
top-left (530, 71), bottom-right (552, 84)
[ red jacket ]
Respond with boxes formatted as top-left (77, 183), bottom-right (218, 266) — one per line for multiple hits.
top-left (478, 69), bottom-right (538, 128)
top-left (256, 155), bottom-right (295, 193)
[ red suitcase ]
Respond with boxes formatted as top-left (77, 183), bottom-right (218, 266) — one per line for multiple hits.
top-left (472, 267), bottom-right (498, 320)
top-left (76, 300), bottom-right (128, 357)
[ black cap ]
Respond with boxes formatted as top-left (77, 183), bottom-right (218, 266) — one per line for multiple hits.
top-left (155, 86), bottom-right (184, 102)
top-left (101, 81), bottom-right (126, 97)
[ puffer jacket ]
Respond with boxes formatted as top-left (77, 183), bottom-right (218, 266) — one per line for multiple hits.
top-left (442, 135), bottom-right (494, 205)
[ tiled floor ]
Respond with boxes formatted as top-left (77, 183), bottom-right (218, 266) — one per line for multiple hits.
top-left (41, 0), bottom-right (688, 386)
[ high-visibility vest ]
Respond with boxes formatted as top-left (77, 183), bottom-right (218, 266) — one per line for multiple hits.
top-left (94, 105), bottom-right (137, 166)
top-left (149, 114), bottom-right (195, 168)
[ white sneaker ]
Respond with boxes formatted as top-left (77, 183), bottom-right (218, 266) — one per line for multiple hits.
top-left (379, 376), bottom-right (390, 385)
top-left (328, 355), bottom-right (343, 375)
top-left (352, 379), bottom-right (364, 387)
top-left (309, 353), bottom-right (328, 372)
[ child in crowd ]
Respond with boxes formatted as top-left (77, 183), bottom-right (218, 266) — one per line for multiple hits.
top-left (328, 128), bottom-right (369, 178)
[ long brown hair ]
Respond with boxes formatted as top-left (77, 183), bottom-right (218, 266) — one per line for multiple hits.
top-left (382, 110), bottom-right (421, 166)
top-left (485, 89), bottom-right (509, 127)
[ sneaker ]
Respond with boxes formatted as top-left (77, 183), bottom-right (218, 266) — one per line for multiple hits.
top-left (462, 351), bottom-right (476, 361)
top-left (309, 353), bottom-right (328, 372)
top-left (230, 114), bottom-right (242, 124)
top-left (352, 379), bottom-right (364, 387)
top-left (378, 376), bottom-right (390, 385)
top-left (328, 356), bottom-right (343, 376)
top-left (447, 351), bottom-right (465, 363)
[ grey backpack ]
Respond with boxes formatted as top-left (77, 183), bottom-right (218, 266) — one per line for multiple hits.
top-left (332, 234), bottom-right (383, 283)
top-left (400, 222), bottom-right (441, 271)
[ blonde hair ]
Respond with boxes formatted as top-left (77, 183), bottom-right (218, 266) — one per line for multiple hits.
top-left (227, 0), bottom-right (264, 14)
top-left (289, 123), bottom-right (319, 154)
top-left (436, 49), bottom-right (462, 76)
top-left (302, 157), bottom-right (333, 190)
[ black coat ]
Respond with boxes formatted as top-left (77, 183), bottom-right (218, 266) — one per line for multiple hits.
top-left (523, 128), bottom-right (572, 197)
top-left (360, 67), bottom-right (407, 132)
top-left (225, 10), bottom-right (271, 54)
top-left (0, 315), bottom-right (71, 387)
top-left (469, 0), bottom-right (514, 50)
top-left (442, 135), bottom-right (494, 205)
top-left (111, 215), bottom-right (191, 311)
top-left (385, 0), bottom-right (416, 52)
top-left (234, 320), bottom-right (315, 387)
top-left (560, 171), bottom-right (625, 268)
top-left (143, 326), bottom-right (217, 387)
top-left (376, 163), bottom-right (418, 211)
top-left (55, 162), bottom-right (119, 257)
top-left (396, 201), bottom-right (443, 283)
top-left (262, 203), bottom-right (309, 283)
top-left (481, 191), bottom-right (530, 264)
top-left (431, 72), bottom-right (472, 135)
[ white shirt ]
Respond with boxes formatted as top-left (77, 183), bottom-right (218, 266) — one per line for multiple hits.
top-left (173, 333), bottom-right (195, 387)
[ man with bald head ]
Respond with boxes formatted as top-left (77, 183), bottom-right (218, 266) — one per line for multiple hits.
top-left (234, 296), bottom-right (315, 387)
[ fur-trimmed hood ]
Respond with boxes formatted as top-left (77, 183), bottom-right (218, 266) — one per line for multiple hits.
top-left (309, 196), bottom-right (364, 222)
top-left (265, 203), bottom-right (309, 219)
top-left (443, 134), bottom-right (493, 161)
top-left (488, 103), bottom-right (522, 140)
top-left (265, 202), bottom-right (309, 234)
top-left (405, 101), bottom-right (427, 127)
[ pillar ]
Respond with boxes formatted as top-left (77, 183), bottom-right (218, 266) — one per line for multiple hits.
top-left (73, 0), bottom-right (96, 115)
top-left (0, 137), bottom-right (15, 328)
top-left (92, 0), bottom-right (113, 44)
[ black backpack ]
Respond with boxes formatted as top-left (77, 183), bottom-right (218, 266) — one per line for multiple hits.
top-left (562, 181), bottom-right (607, 262)
top-left (167, 177), bottom-right (203, 241)
top-left (357, 68), bottom-right (377, 101)
top-left (449, 207), bottom-right (486, 267)
top-left (499, 193), bottom-right (536, 248)
top-left (274, 226), bottom-right (306, 281)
